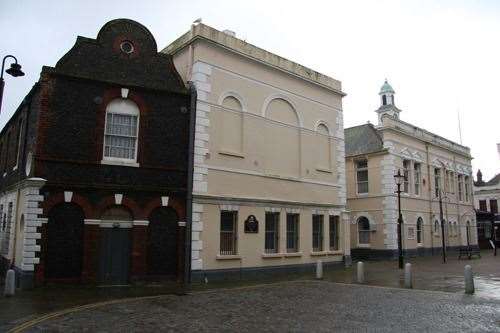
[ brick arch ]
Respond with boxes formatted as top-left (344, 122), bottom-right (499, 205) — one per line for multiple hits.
top-left (143, 196), bottom-right (186, 221)
top-left (95, 88), bottom-right (151, 163)
top-left (42, 192), bottom-right (93, 219)
top-left (96, 195), bottom-right (143, 220)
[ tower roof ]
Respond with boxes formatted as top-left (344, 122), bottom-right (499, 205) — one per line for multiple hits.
top-left (379, 79), bottom-right (395, 94)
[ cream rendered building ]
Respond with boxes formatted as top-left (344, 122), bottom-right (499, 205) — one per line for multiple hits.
top-left (345, 81), bottom-right (477, 260)
top-left (164, 23), bottom-right (349, 280)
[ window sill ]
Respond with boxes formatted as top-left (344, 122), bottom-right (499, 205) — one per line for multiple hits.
top-left (357, 244), bottom-right (371, 248)
top-left (218, 150), bottom-right (245, 159)
top-left (101, 159), bottom-right (139, 168)
top-left (356, 193), bottom-right (369, 197)
top-left (261, 253), bottom-right (283, 258)
top-left (417, 243), bottom-right (424, 247)
top-left (216, 254), bottom-right (241, 260)
top-left (327, 250), bottom-right (343, 255)
top-left (310, 251), bottom-right (328, 256)
top-left (284, 252), bottom-right (302, 258)
top-left (316, 167), bottom-right (332, 174)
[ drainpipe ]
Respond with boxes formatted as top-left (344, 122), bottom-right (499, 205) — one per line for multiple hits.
top-left (183, 82), bottom-right (197, 288)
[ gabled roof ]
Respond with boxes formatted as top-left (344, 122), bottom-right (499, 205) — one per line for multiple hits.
top-left (476, 173), bottom-right (500, 187)
top-left (344, 123), bottom-right (385, 157)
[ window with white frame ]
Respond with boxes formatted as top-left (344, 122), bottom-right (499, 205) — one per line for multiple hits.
top-left (414, 163), bottom-right (421, 196)
top-left (458, 175), bottom-right (464, 201)
top-left (103, 98), bottom-right (140, 163)
top-left (356, 160), bottom-right (369, 194)
top-left (403, 160), bottom-right (411, 193)
top-left (416, 217), bottom-right (423, 245)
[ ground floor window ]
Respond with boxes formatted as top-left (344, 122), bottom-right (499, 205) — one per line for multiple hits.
top-left (329, 215), bottom-right (340, 251)
top-left (265, 212), bottom-right (280, 253)
top-left (358, 217), bottom-right (370, 245)
top-left (286, 213), bottom-right (299, 253)
top-left (416, 217), bottom-right (423, 245)
top-left (220, 211), bottom-right (238, 255)
top-left (312, 214), bottom-right (324, 252)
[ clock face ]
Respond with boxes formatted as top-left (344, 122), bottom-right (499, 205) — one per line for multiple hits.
top-left (25, 152), bottom-right (33, 177)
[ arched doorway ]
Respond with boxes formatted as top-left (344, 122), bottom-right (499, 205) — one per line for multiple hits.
top-left (46, 203), bottom-right (84, 280)
top-left (99, 206), bottom-right (133, 285)
top-left (147, 207), bottom-right (178, 276)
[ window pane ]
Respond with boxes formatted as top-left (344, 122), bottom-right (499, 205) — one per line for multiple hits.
top-left (220, 211), bottom-right (237, 255)
top-left (104, 112), bottom-right (138, 160)
top-left (329, 216), bottom-right (339, 251)
top-left (312, 215), bottom-right (324, 252)
top-left (265, 212), bottom-right (279, 253)
top-left (286, 214), bottom-right (299, 252)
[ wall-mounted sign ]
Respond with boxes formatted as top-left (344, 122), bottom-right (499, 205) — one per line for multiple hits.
top-left (244, 215), bottom-right (259, 233)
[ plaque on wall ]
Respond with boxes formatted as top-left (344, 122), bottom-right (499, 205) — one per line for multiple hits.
top-left (244, 215), bottom-right (259, 233)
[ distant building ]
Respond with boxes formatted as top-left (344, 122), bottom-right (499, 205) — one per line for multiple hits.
top-left (345, 80), bottom-right (477, 260)
top-left (474, 170), bottom-right (500, 248)
top-left (0, 19), bottom-right (194, 288)
top-left (164, 23), bottom-right (349, 280)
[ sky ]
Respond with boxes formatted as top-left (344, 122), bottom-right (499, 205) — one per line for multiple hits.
top-left (1, 0), bottom-right (499, 179)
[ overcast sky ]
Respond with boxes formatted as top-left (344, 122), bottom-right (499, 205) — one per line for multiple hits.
top-left (1, 0), bottom-right (498, 179)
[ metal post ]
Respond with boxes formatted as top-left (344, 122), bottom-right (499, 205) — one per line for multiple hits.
top-left (397, 183), bottom-right (404, 269)
top-left (4, 269), bottom-right (15, 297)
top-left (0, 78), bottom-right (4, 115)
top-left (357, 261), bottom-right (364, 283)
top-left (464, 265), bottom-right (474, 294)
top-left (316, 260), bottom-right (323, 280)
top-left (439, 191), bottom-right (446, 263)
top-left (404, 263), bottom-right (413, 288)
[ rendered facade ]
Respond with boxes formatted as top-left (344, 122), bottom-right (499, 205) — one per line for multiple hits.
top-left (345, 81), bottom-right (477, 260)
top-left (474, 170), bottom-right (500, 248)
top-left (0, 19), bottom-right (194, 288)
top-left (164, 23), bottom-right (349, 280)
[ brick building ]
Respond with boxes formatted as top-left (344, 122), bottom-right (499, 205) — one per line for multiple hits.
top-left (0, 19), bottom-right (195, 288)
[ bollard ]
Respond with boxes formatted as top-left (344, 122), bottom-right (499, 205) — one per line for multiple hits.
top-left (4, 269), bottom-right (15, 297)
top-left (357, 261), bottom-right (364, 283)
top-left (464, 265), bottom-right (474, 294)
top-left (316, 260), bottom-right (323, 279)
top-left (404, 263), bottom-right (413, 288)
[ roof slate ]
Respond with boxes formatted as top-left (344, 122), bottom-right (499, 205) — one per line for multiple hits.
top-left (344, 123), bottom-right (385, 157)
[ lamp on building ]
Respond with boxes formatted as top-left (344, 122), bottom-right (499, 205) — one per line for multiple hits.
top-left (394, 169), bottom-right (405, 269)
top-left (0, 55), bottom-right (25, 115)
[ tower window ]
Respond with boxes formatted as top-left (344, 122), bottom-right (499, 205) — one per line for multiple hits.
top-left (382, 95), bottom-right (387, 105)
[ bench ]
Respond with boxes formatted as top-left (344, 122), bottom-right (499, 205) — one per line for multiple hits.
top-left (458, 246), bottom-right (481, 260)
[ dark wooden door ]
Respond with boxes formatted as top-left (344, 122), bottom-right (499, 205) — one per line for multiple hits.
top-left (46, 203), bottom-right (84, 280)
top-left (99, 227), bottom-right (131, 285)
top-left (147, 207), bottom-right (178, 276)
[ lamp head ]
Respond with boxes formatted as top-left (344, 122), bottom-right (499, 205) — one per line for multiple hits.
top-left (6, 63), bottom-right (24, 77)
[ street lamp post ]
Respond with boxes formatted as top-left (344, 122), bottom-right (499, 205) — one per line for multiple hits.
top-left (0, 55), bottom-right (25, 115)
top-left (394, 169), bottom-right (405, 269)
top-left (438, 190), bottom-right (446, 263)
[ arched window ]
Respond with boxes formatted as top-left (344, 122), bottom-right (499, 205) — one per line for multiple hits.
top-left (434, 220), bottom-right (440, 235)
top-left (357, 216), bottom-right (370, 245)
top-left (103, 98), bottom-right (140, 163)
top-left (382, 95), bottom-right (387, 105)
top-left (316, 123), bottom-right (331, 170)
top-left (416, 217), bottom-right (423, 245)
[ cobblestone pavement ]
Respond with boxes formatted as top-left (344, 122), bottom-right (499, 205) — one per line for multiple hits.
top-left (22, 281), bottom-right (500, 332)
